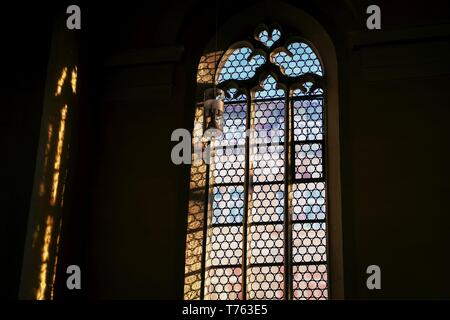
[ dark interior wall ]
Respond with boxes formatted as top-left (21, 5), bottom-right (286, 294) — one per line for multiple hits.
top-left (60, 1), bottom-right (196, 299)
top-left (4, 0), bottom-right (450, 299)
top-left (1, 4), bottom-right (55, 299)
top-left (344, 42), bottom-right (450, 298)
top-left (339, 1), bottom-right (450, 299)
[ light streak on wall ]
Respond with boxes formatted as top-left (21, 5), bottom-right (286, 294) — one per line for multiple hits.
top-left (71, 67), bottom-right (77, 94)
top-left (36, 215), bottom-right (54, 300)
top-left (39, 123), bottom-right (54, 197)
top-left (50, 105), bottom-right (68, 206)
top-left (50, 219), bottom-right (63, 300)
top-left (60, 169), bottom-right (68, 208)
top-left (55, 67), bottom-right (68, 96)
top-left (20, 8), bottom-right (80, 301)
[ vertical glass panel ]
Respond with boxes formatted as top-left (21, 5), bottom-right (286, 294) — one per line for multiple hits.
top-left (212, 185), bottom-right (245, 224)
top-left (252, 145), bottom-right (285, 183)
top-left (248, 224), bottom-right (284, 264)
top-left (206, 225), bottom-right (243, 267)
top-left (250, 183), bottom-right (284, 223)
top-left (294, 143), bottom-right (323, 180)
top-left (292, 182), bottom-right (326, 221)
top-left (248, 265), bottom-right (284, 300)
top-left (293, 99), bottom-right (324, 141)
top-left (213, 103), bottom-right (247, 148)
top-left (292, 222), bottom-right (327, 264)
top-left (253, 100), bottom-right (285, 144)
top-left (205, 267), bottom-right (242, 300)
top-left (293, 264), bottom-right (328, 300)
top-left (212, 148), bottom-right (245, 184)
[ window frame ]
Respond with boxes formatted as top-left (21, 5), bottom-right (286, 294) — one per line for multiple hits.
top-left (184, 3), bottom-right (343, 300)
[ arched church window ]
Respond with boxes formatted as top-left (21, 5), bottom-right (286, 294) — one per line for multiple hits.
top-left (184, 24), bottom-right (329, 300)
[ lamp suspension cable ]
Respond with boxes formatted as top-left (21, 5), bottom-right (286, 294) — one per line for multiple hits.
top-left (214, 0), bottom-right (219, 91)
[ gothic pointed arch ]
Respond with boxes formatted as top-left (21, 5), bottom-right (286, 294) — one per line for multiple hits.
top-left (184, 2), bottom-right (343, 300)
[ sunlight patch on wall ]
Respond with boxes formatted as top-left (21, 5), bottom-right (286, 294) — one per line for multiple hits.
top-left (55, 67), bottom-right (68, 96)
top-left (184, 106), bottom-right (207, 300)
top-left (36, 65), bottom-right (74, 299)
top-left (50, 219), bottom-right (63, 300)
top-left (36, 215), bottom-right (54, 300)
top-left (39, 123), bottom-right (54, 197)
top-left (71, 67), bottom-right (77, 94)
top-left (50, 105), bottom-right (68, 207)
top-left (60, 172), bottom-right (68, 208)
top-left (197, 51), bottom-right (223, 84)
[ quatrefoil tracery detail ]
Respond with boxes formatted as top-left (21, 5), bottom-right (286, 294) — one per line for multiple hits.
top-left (215, 26), bottom-right (325, 99)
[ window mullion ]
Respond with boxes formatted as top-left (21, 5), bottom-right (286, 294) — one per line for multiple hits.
top-left (241, 90), bottom-right (252, 300)
top-left (200, 140), bottom-right (211, 300)
top-left (283, 91), bottom-right (293, 300)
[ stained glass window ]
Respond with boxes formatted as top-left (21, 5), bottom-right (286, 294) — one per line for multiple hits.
top-left (185, 25), bottom-right (328, 300)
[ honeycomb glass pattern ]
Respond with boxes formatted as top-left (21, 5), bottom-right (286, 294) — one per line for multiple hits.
top-left (252, 145), bottom-right (285, 183)
top-left (249, 224), bottom-right (284, 264)
top-left (250, 183), bottom-right (284, 223)
top-left (292, 222), bottom-right (327, 264)
top-left (187, 25), bottom-right (330, 301)
top-left (254, 75), bottom-right (285, 99)
top-left (248, 265), bottom-right (284, 300)
top-left (272, 42), bottom-right (322, 76)
top-left (293, 264), bottom-right (328, 300)
top-left (211, 102), bottom-right (247, 184)
top-left (212, 186), bottom-right (244, 224)
top-left (212, 148), bottom-right (245, 184)
top-left (257, 28), bottom-right (281, 48)
top-left (295, 143), bottom-right (323, 180)
top-left (213, 103), bottom-right (247, 148)
top-left (293, 99), bottom-right (324, 141)
top-left (205, 268), bottom-right (242, 300)
top-left (206, 225), bottom-right (243, 267)
top-left (253, 100), bottom-right (285, 144)
top-left (292, 182), bottom-right (326, 221)
top-left (217, 47), bottom-right (266, 83)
